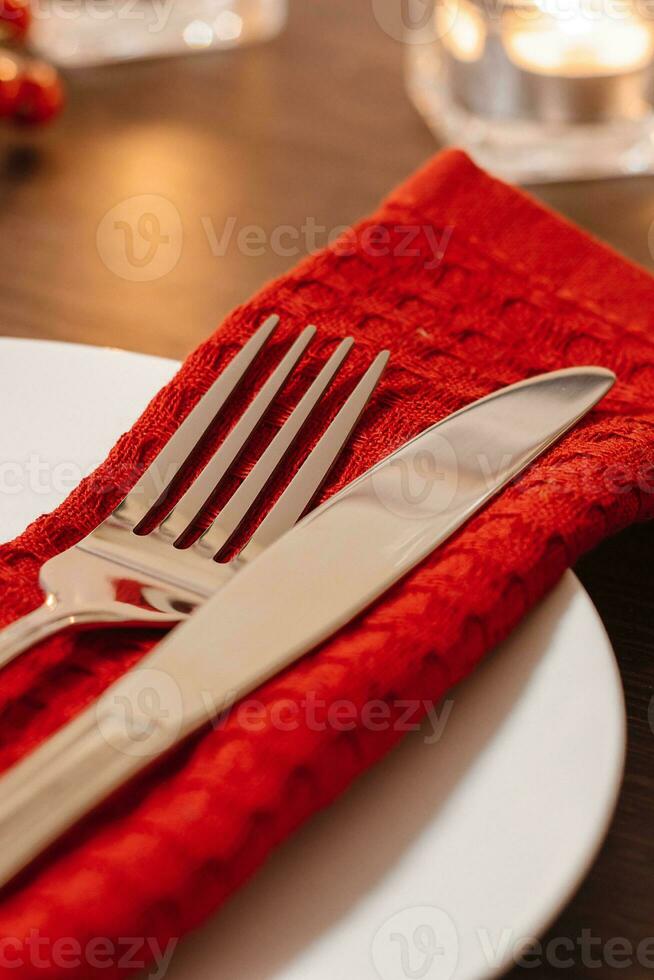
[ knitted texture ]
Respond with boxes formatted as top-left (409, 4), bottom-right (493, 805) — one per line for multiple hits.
top-left (1, 149), bottom-right (653, 978)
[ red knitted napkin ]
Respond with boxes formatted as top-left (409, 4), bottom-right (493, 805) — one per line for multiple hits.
top-left (1, 149), bottom-right (654, 978)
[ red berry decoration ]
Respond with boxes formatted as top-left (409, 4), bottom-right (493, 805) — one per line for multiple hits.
top-left (14, 59), bottom-right (64, 124)
top-left (0, 0), bottom-right (65, 126)
top-left (0, 51), bottom-right (21, 117)
top-left (0, 0), bottom-right (30, 41)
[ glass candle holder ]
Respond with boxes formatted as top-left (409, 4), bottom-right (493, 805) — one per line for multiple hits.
top-left (406, 0), bottom-right (654, 182)
top-left (29, 0), bottom-right (287, 67)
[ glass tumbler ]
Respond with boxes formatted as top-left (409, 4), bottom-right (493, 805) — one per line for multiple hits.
top-left (29, 0), bottom-right (287, 67)
top-left (405, 0), bottom-right (654, 182)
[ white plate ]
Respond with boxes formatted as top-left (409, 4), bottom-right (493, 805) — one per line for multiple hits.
top-left (0, 337), bottom-right (626, 980)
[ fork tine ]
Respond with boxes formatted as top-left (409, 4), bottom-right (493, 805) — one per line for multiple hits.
top-left (159, 325), bottom-right (317, 542)
top-left (114, 314), bottom-right (279, 529)
top-left (191, 337), bottom-right (355, 555)
top-left (231, 349), bottom-right (389, 562)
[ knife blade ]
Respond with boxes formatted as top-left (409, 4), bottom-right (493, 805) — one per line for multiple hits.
top-left (0, 365), bottom-right (614, 887)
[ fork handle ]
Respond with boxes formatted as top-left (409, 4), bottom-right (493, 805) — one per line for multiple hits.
top-left (0, 602), bottom-right (85, 670)
top-left (0, 602), bottom-right (153, 671)
top-left (0, 692), bottom-right (177, 887)
top-left (0, 596), bottom-right (191, 671)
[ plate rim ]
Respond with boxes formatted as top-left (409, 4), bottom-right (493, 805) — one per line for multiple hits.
top-left (0, 334), bottom-right (628, 980)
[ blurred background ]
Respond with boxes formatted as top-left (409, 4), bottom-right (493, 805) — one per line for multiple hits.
top-left (1, 0), bottom-right (654, 360)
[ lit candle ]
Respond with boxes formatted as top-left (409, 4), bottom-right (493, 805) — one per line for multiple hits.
top-left (439, 0), bottom-right (487, 61)
top-left (431, 0), bottom-right (654, 125)
top-left (407, 0), bottom-right (654, 179)
top-left (503, 0), bottom-right (654, 77)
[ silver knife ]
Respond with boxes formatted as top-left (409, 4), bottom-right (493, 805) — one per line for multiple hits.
top-left (0, 366), bottom-right (614, 887)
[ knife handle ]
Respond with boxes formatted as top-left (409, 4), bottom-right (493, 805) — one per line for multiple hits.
top-left (0, 683), bottom-right (178, 888)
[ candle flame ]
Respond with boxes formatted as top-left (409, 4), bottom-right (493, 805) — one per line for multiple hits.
top-left (504, 1), bottom-right (654, 75)
top-left (439, 0), bottom-right (487, 61)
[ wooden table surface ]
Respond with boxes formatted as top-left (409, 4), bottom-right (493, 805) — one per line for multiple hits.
top-left (1, 1), bottom-right (654, 976)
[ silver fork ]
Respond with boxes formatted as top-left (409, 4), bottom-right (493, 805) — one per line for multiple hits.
top-left (0, 315), bottom-right (389, 669)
